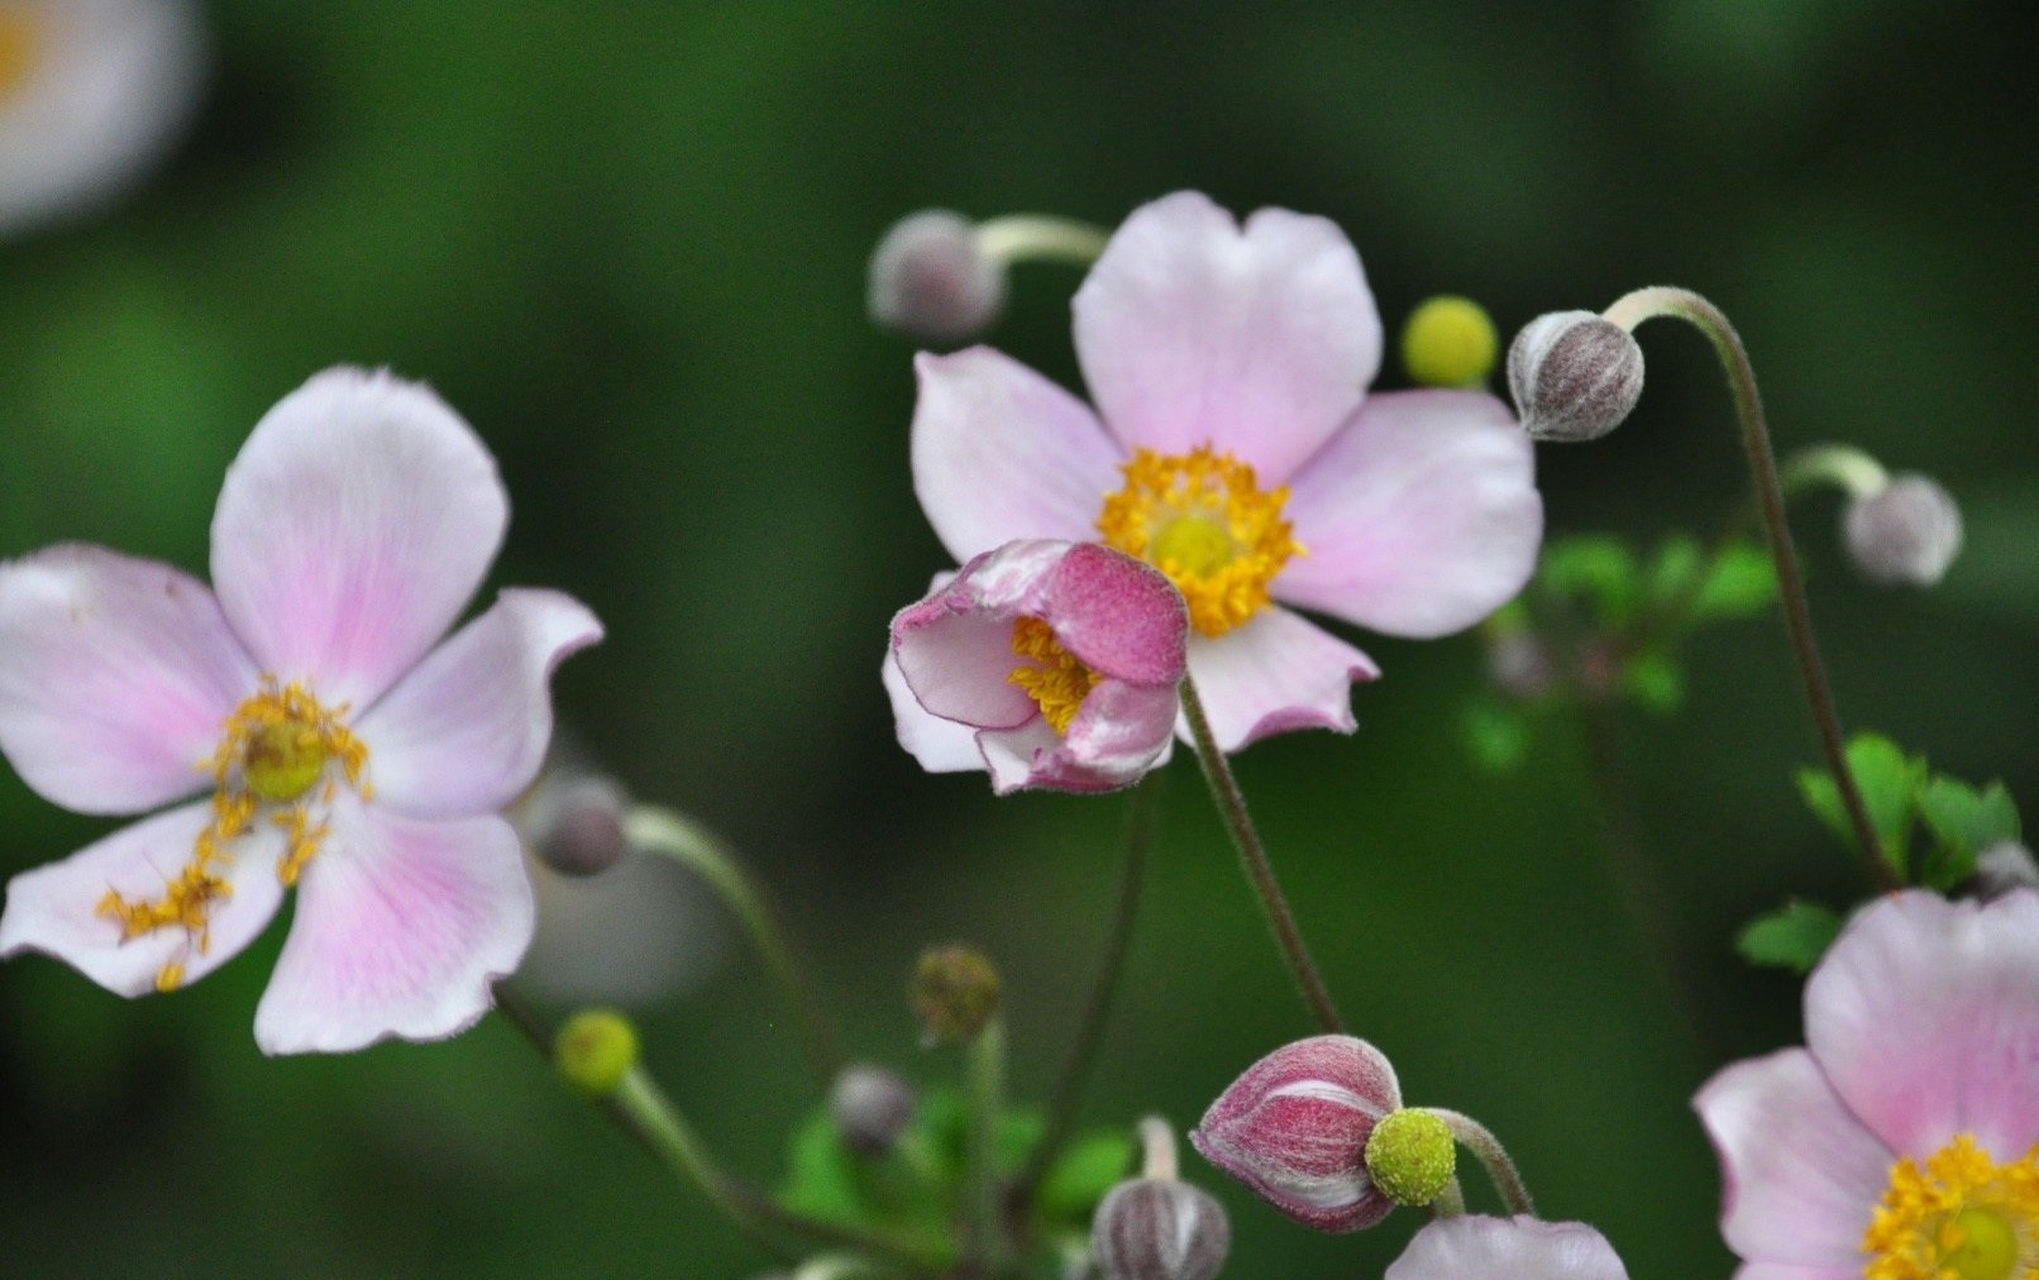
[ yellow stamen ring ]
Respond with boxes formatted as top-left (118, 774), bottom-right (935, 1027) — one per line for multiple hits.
top-left (1008, 616), bottom-right (1102, 736)
top-left (1863, 1133), bottom-right (2039, 1280)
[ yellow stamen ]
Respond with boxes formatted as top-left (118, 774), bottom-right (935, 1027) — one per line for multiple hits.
top-left (0, 9), bottom-right (41, 106)
top-left (1008, 616), bottom-right (1102, 736)
top-left (1097, 445), bottom-right (1302, 638)
top-left (1863, 1134), bottom-right (2039, 1280)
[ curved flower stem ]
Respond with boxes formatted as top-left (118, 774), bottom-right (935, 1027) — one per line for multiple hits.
top-left (1427, 1108), bottom-right (1534, 1217)
top-left (1426, 1176), bottom-right (1467, 1219)
top-left (973, 214), bottom-right (1110, 268)
top-left (1178, 676), bottom-right (1345, 1035)
top-left (961, 1016), bottom-right (1011, 1273)
top-left (624, 804), bottom-right (847, 1087)
top-left (1601, 286), bottom-right (1894, 892)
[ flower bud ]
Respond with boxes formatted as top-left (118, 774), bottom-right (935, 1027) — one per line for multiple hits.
top-left (1506, 310), bottom-right (1645, 443)
top-left (1091, 1179), bottom-right (1231, 1280)
top-left (554, 1008), bottom-right (639, 1097)
top-left (524, 773), bottom-right (632, 877)
top-left (1401, 295), bottom-right (1499, 388)
top-left (1363, 1108), bottom-right (1456, 1207)
top-left (1189, 1034), bottom-right (1403, 1233)
top-left (867, 210), bottom-right (1007, 345)
top-left (829, 1063), bottom-right (917, 1156)
top-left (1841, 473), bottom-right (1962, 587)
top-left (1969, 841), bottom-right (2039, 901)
top-left (910, 943), bottom-right (1001, 1044)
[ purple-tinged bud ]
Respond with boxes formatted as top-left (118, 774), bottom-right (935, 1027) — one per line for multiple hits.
top-left (1189, 1034), bottom-right (1403, 1233)
top-left (1485, 626), bottom-right (1555, 701)
top-left (1841, 472), bottom-right (1962, 587)
top-left (829, 1064), bottom-right (916, 1156)
top-left (1092, 1179), bottom-right (1231, 1280)
top-left (910, 943), bottom-right (1001, 1044)
top-left (1507, 310), bottom-right (1645, 443)
top-left (867, 210), bottom-right (1007, 345)
top-left (1970, 841), bottom-right (2039, 901)
top-left (525, 773), bottom-right (632, 877)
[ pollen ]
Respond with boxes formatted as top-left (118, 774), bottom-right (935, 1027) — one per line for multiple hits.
top-left (1863, 1133), bottom-right (2039, 1280)
top-left (1008, 616), bottom-right (1102, 735)
top-left (1097, 445), bottom-right (1302, 638)
top-left (0, 9), bottom-right (40, 105)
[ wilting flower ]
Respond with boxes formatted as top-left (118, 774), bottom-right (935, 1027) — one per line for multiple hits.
top-left (0, 0), bottom-right (207, 237)
top-left (910, 190), bottom-right (1541, 751)
top-left (1385, 1215), bottom-right (1630, 1279)
top-left (886, 539), bottom-right (1187, 794)
top-left (1695, 889), bottom-right (2039, 1278)
top-left (0, 368), bottom-right (602, 1054)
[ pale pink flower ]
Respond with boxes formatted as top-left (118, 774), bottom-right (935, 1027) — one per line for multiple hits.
top-left (1694, 889), bottom-right (2039, 1278)
top-left (0, 367), bottom-right (602, 1054)
top-left (1386, 1215), bottom-right (1630, 1279)
top-left (910, 191), bottom-right (1541, 752)
top-left (885, 539), bottom-right (1186, 794)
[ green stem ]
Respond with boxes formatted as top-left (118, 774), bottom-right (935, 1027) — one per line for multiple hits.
top-left (1427, 1108), bottom-right (1533, 1217)
top-left (1178, 676), bottom-right (1344, 1035)
top-left (961, 1017), bottom-right (1010, 1272)
top-left (1601, 287), bottom-right (1894, 892)
top-left (1427, 1176), bottom-right (1467, 1219)
top-left (973, 214), bottom-right (1110, 267)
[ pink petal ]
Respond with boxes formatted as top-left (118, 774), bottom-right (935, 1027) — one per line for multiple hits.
top-left (211, 368), bottom-right (509, 712)
top-left (882, 648), bottom-right (985, 774)
top-left (1279, 390), bottom-right (1541, 637)
top-left (0, 545), bottom-right (256, 814)
top-left (1733, 1266), bottom-right (1859, 1280)
top-left (0, 801), bottom-right (286, 997)
top-left (1386, 1216), bottom-right (1630, 1280)
top-left (253, 802), bottom-right (532, 1054)
top-left (1043, 542), bottom-right (1187, 686)
top-left (979, 718), bottom-right (1066, 795)
top-left (910, 347), bottom-right (1123, 564)
top-left (1072, 192), bottom-right (1381, 483)
top-left (1804, 888), bottom-right (2039, 1160)
top-left (355, 589), bottom-right (603, 821)
top-left (981, 679), bottom-right (1179, 795)
top-left (1183, 609), bottom-right (1379, 752)
top-left (1693, 1048), bottom-right (1892, 1268)
top-left (891, 541), bottom-right (1065, 730)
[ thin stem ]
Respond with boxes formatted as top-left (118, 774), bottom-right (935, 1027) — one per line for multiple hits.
top-left (961, 1017), bottom-right (1011, 1272)
top-left (624, 805), bottom-right (847, 1085)
top-left (1136, 1115), bottom-right (1179, 1181)
top-left (1602, 286), bottom-right (1894, 891)
top-left (1427, 1176), bottom-right (1467, 1219)
top-left (1178, 675), bottom-right (1345, 1035)
top-left (973, 214), bottom-right (1110, 267)
top-left (1427, 1108), bottom-right (1533, 1217)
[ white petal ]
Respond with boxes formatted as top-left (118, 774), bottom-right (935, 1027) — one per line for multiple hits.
top-left (1182, 609), bottom-right (1378, 752)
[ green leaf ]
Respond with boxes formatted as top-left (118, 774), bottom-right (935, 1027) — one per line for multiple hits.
top-left (778, 1108), bottom-right (870, 1225)
top-left (1690, 543), bottom-right (1778, 621)
top-left (1462, 698), bottom-right (1530, 773)
top-left (1797, 733), bottom-right (1924, 880)
top-left (1540, 536), bottom-right (1639, 622)
top-left (1918, 777), bottom-right (2022, 851)
top-left (1033, 1129), bottom-right (1137, 1228)
top-left (1737, 900), bottom-right (1843, 974)
top-left (1621, 650), bottom-right (1684, 713)
top-left (1644, 535), bottom-right (1704, 606)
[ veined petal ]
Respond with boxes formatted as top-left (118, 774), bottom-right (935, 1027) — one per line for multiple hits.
top-left (356, 589), bottom-right (603, 821)
top-left (0, 801), bottom-right (286, 996)
top-left (0, 545), bottom-right (255, 814)
top-left (1386, 1216), bottom-right (1630, 1280)
top-left (910, 348), bottom-right (1122, 564)
top-left (253, 803), bottom-right (532, 1055)
top-left (1073, 192), bottom-right (1381, 483)
top-left (211, 368), bottom-right (509, 711)
top-left (882, 648), bottom-right (984, 773)
top-left (1182, 609), bottom-right (1378, 752)
top-left (1279, 390), bottom-right (1540, 637)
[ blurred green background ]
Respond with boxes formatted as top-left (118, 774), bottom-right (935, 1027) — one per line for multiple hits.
top-left (2, 2), bottom-right (2035, 1275)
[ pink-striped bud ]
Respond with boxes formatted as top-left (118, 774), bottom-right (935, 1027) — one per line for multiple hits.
top-left (1189, 1034), bottom-right (1403, 1233)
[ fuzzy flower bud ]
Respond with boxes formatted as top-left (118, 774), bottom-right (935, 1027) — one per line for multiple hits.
top-left (1190, 1034), bottom-right (1403, 1233)
top-left (1970, 841), bottom-right (2039, 901)
top-left (867, 210), bottom-right (1007, 345)
top-left (1841, 472), bottom-right (1962, 587)
top-left (1507, 310), bottom-right (1645, 443)
top-left (1401, 295), bottom-right (1499, 388)
top-left (1092, 1179), bottom-right (1231, 1280)
top-left (1364, 1108), bottom-right (1456, 1207)
top-left (523, 772), bottom-right (632, 877)
top-left (910, 943), bottom-right (1001, 1044)
top-left (830, 1063), bottom-right (917, 1156)
top-left (554, 1008), bottom-right (639, 1097)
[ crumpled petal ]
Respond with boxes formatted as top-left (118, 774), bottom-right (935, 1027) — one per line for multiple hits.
top-left (882, 649), bottom-right (983, 774)
top-left (979, 679), bottom-right (1180, 795)
top-left (1385, 1216), bottom-right (1630, 1280)
top-left (1279, 390), bottom-right (1541, 637)
top-left (1041, 541), bottom-right (1187, 685)
top-left (0, 544), bottom-right (255, 814)
top-left (253, 801), bottom-right (532, 1055)
top-left (210, 367), bottom-right (508, 712)
top-left (1182, 608), bottom-right (1378, 752)
top-left (355, 589), bottom-right (603, 821)
top-left (1693, 1048), bottom-right (1892, 1268)
top-left (1073, 191), bottom-right (1381, 483)
top-left (0, 801), bottom-right (286, 996)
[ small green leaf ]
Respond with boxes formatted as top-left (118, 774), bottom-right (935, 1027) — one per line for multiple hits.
top-left (1033, 1129), bottom-right (1137, 1227)
top-left (1540, 536), bottom-right (1640, 622)
top-left (1462, 699), bottom-right (1529, 773)
top-left (1918, 777), bottom-right (2022, 852)
top-left (1737, 900), bottom-right (1843, 974)
top-left (1644, 535), bottom-right (1704, 605)
top-left (1690, 543), bottom-right (1778, 621)
top-left (1621, 650), bottom-right (1684, 713)
top-left (1799, 734), bottom-right (1924, 879)
top-left (778, 1109), bottom-right (870, 1225)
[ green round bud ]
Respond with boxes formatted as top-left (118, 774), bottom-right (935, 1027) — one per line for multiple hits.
top-left (1401, 295), bottom-right (1500, 389)
top-left (910, 943), bottom-right (1001, 1044)
top-left (1363, 1107), bottom-right (1456, 1207)
top-left (554, 1008), bottom-right (640, 1097)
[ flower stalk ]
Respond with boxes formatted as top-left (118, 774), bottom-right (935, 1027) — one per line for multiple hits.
top-left (1426, 1108), bottom-right (1533, 1217)
top-left (961, 1015), bottom-right (1012, 1272)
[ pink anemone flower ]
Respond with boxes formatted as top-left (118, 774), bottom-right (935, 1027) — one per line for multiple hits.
top-left (1695, 889), bottom-right (2039, 1278)
top-left (1386, 1215), bottom-right (1630, 1279)
top-left (885, 538), bottom-right (1186, 794)
top-left (910, 190), bottom-right (1541, 752)
top-left (0, 367), bottom-right (602, 1054)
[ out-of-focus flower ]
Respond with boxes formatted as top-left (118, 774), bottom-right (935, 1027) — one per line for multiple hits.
top-left (0, 368), bottom-right (603, 1054)
top-left (1091, 1178), bottom-right (1230, 1280)
top-left (886, 539), bottom-right (1187, 794)
top-left (911, 191), bottom-right (1542, 752)
top-left (0, 0), bottom-right (206, 237)
top-left (1695, 889), bottom-right (2039, 1277)
top-left (830, 1063), bottom-right (916, 1157)
top-left (1385, 1215), bottom-right (1630, 1279)
top-left (1842, 472), bottom-right (1963, 587)
top-left (867, 210), bottom-right (1008, 345)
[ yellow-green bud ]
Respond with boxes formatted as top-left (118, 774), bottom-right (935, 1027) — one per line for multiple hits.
top-left (910, 943), bottom-right (1001, 1044)
top-left (1401, 295), bottom-right (1500, 388)
top-left (1363, 1107), bottom-right (1456, 1207)
top-left (554, 1008), bottom-right (640, 1097)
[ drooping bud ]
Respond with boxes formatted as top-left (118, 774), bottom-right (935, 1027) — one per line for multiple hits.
top-left (1970, 841), bottom-right (2039, 901)
top-left (1189, 1034), bottom-right (1403, 1233)
top-left (1091, 1180), bottom-right (1231, 1280)
top-left (910, 943), bottom-right (1001, 1044)
top-left (523, 772), bottom-right (632, 877)
top-left (1506, 310), bottom-right (1646, 443)
top-left (867, 210), bottom-right (1007, 345)
top-left (1841, 473), bottom-right (1962, 587)
top-left (1363, 1108), bottom-right (1456, 1207)
top-left (1401, 295), bottom-right (1499, 389)
top-left (554, 1008), bottom-right (640, 1097)
top-left (829, 1063), bottom-right (917, 1156)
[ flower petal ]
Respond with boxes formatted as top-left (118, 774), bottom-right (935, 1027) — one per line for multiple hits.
top-left (1386, 1216), bottom-right (1630, 1280)
top-left (211, 368), bottom-right (509, 711)
top-left (0, 545), bottom-right (255, 814)
top-left (1804, 888), bottom-right (2039, 1159)
top-left (891, 542), bottom-right (1066, 731)
top-left (910, 348), bottom-right (1123, 564)
top-left (0, 801), bottom-right (286, 997)
top-left (882, 648), bottom-right (985, 773)
top-left (253, 802), bottom-right (532, 1054)
top-left (978, 718), bottom-right (1065, 795)
top-left (1278, 390), bottom-right (1540, 637)
top-left (1072, 192), bottom-right (1381, 482)
top-left (355, 589), bottom-right (603, 821)
top-left (1693, 1048), bottom-right (1892, 1268)
top-left (981, 679), bottom-right (1178, 795)
top-left (1043, 542), bottom-right (1187, 687)
top-left (1182, 609), bottom-right (1378, 752)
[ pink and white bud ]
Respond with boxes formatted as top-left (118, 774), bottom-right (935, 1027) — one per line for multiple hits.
top-left (1506, 310), bottom-right (1645, 443)
top-left (1091, 1177), bottom-right (1231, 1280)
top-left (867, 209), bottom-right (1007, 345)
top-left (1841, 472), bottom-right (1962, 587)
top-left (1189, 1034), bottom-right (1403, 1233)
